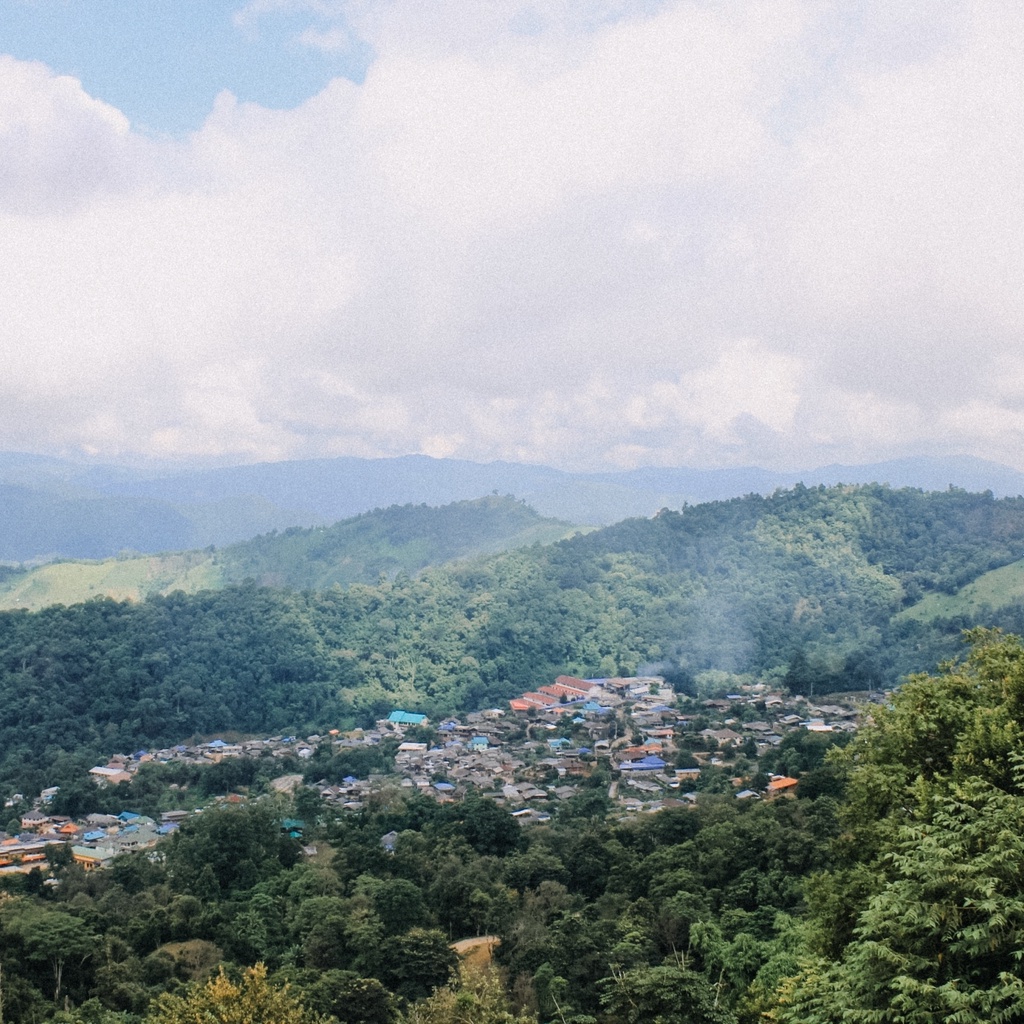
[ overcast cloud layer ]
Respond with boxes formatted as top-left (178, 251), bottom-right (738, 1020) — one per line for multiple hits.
top-left (1, 0), bottom-right (1023, 471)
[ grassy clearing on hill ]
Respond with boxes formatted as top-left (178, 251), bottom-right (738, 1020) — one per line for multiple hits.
top-left (897, 557), bottom-right (1024, 622)
top-left (0, 552), bottom-right (222, 610)
top-left (0, 497), bottom-right (584, 611)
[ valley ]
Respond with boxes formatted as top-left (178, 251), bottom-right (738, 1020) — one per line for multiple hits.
top-left (1, 483), bottom-right (1023, 1023)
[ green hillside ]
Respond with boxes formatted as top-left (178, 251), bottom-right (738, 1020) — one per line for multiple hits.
top-left (218, 493), bottom-right (581, 590)
top-left (897, 557), bottom-right (1024, 622)
top-left (3, 484), bottom-right (1024, 790)
top-left (0, 552), bottom-right (224, 611)
top-left (0, 495), bottom-right (579, 611)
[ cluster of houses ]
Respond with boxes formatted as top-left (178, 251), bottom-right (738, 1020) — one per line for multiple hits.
top-left (0, 808), bottom-right (188, 874)
top-left (0, 674), bottom-right (864, 874)
top-left (87, 735), bottom-right (333, 786)
top-left (309, 676), bottom-right (863, 819)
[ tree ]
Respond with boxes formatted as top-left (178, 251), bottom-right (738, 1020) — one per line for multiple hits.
top-left (599, 964), bottom-right (735, 1024)
top-left (782, 773), bottom-right (1024, 1024)
top-left (377, 928), bottom-right (459, 1002)
top-left (146, 963), bottom-right (326, 1024)
top-left (405, 964), bottom-right (535, 1024)
top-left (298, 970), bottom-right (398, 1024)
top-left (460, 799), bottom-right (522, 858)
top-left (1, 903), bottom-right (96, 1004)
top-left (776, 632), bottom-right (1024, 1022)
top-left (354, 875), bottom-right (428, 936)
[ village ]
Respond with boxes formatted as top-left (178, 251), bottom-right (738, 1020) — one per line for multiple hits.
top-left (0, 674), bottom-right (866, 873)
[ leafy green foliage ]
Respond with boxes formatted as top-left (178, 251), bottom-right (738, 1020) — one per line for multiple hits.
top-left (778, 631), bottom-right (1024, 1022)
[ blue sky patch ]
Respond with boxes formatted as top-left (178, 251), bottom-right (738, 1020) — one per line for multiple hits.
top-left (0, 0), bottom-right (372, 133)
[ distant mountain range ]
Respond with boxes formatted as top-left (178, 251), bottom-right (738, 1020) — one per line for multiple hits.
top-left (1, 450), bottom-right (1023, 562)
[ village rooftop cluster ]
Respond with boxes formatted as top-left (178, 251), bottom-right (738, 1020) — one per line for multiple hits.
top-left (0, 675), bottom-right (865, 873)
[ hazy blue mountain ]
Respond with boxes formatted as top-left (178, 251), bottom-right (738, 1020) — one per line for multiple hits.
top-left (0, 482), bottom-right (321, 562)
top-left (1, 451), bottom-right (1022, 561)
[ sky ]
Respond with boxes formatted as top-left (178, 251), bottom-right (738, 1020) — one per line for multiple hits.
top-left (1, 0), bottom-right (1023, 473)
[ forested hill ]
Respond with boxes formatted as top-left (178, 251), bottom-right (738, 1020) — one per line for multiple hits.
top-left (3, 483), bottom-right (1024, 791)
top-left (4, 449), bottom-right (1024, 562)
top-left (0, 496), bottom-right (580, 610)
top-left (221, 494), bottom-right (580, 589)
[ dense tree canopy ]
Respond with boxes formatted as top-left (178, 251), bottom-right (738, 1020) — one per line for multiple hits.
top-left (3, 633), bottom-right (1024, 1021)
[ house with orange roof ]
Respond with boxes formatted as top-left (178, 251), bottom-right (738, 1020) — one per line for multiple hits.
top-left (554, 675), bottom-right (595, 696)
top-left (520, 692), bottom-right (559, 708)
top-left (766, 776), bottom-right (799, 799)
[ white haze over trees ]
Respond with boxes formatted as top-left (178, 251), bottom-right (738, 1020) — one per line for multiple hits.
top-left (1, 0), bottom-right (1022, 472)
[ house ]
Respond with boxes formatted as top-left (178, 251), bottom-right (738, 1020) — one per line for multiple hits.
top-left (20, 810), bottom-right (49, 831)
top-left (802, 719), bottom-right (834, 732)
top-left (619, 755), bottom-right (667, 772)
top-left (553, 675), bottom-right (596, 698)
top-left (520, 692), bottom-right (560, 708)
top-left (387, 711), bottom-right (428, 726)
top-left (700, 728), bottom-right (744, 747)
top-left (766, 776), bottom-right (799, 799)
top-left (85, 814), bottom-right (119, 828)
top-left (501, 784), bottom-right (523, 804)
top-left (89, 766), bottom-right (132, 785)
top-left (72, 846), bottom-right (116, 871)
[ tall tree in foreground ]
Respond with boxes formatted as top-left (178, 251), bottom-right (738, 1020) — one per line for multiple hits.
top-left (777, 630), bottom-right (1024, 1023)
top-left (146, 964), bottom-right (326, 1024)
top-left (404, 964), bottom-right (536, 1024)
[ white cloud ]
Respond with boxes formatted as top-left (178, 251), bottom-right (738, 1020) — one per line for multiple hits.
top-left (0, 56), bottom-right (142, 213)
top-left (1, 1), bottom-right (1024, 471)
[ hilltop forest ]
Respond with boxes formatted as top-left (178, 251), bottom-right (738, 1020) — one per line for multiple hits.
top-left (2, 484), bottom-right (1024, 792)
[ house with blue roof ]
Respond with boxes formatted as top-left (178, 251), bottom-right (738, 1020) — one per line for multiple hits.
top-left (618, 755), bottom-right (667, 771)
top-left (387, 710), bottom-right (428, 726)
